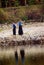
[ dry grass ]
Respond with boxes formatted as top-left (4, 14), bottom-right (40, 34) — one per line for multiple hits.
top-left (0, 5), bottom-right (42, 23)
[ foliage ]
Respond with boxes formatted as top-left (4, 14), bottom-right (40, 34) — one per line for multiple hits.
top-left (40, 0), bottom-right (44, 22)
top-left (0, 8), bottom-right (9, 24)
top-left (22, 16), bottom-right (28, 21)
top-left (0, 5), bottom-right (42, 24)
top-left (0, 0), bottom-right (43, 7)
top-left (28, 0), bottom-right (36, 5)
top-left (1, 0), bottom-right (8, 7)
top-left (14, 0), bottom-right (20, 7)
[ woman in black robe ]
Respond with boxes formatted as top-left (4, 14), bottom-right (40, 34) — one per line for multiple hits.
top-left (18, 22), bottom-right (23, 35)
top-left (13, 23), bottom-right (16, 35)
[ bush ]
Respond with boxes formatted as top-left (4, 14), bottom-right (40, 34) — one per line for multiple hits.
top-left (28, 0), bottom-right (36, 5)
top-left (0, 8), bottom-right (9, 24)
top-left (21, 16), bottom-right (28, 21)
top-left (14, 0), bottom-right (19, 7)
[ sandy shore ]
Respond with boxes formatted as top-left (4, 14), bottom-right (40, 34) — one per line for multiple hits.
top-left (0, 22), bottom-right (44, 39)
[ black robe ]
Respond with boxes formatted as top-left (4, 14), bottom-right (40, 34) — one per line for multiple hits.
top-left (18, 25), bottom-right (23, 35)
top-left (13, 25), bottom-right (16, 35)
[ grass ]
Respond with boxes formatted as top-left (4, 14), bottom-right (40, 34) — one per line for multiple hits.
top-left (0, 29), bottom-right (2, 32)
top-left (0, 4), bottom-right (42, 24)
top-left (0, 28), bottom-right (3, 32)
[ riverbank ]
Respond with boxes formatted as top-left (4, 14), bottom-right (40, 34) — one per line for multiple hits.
top-left (0, 22), bottom-right (44, 47)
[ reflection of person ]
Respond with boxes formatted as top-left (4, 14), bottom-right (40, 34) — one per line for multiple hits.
top-left (13, 23), bottom-right (16, 35)
top-left (15, 51), bottom-right (18, 65)
top-left (18, 20), bottom-right (23, 35)
top-left (20, 49), bottom-right (25, 65)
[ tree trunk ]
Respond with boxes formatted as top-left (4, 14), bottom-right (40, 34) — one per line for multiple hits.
top-left (41, 0), bottom-right (44, 22)
top-left (25, 0), bottom-right (27, 5)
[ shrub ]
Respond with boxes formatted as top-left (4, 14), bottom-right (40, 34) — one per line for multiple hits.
top-left (21, 16), bottom-right (28, 21)
top-left (14, 0), bottom-right (20, 7)
top-left (0, 8), bottom-right (9, 24)
top-left (28, 0), bottom-right (36, 5)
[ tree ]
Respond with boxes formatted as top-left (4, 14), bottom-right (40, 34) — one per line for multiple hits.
top-left (25, 0), bottom-right (27, 5)
top-left (1, 0), bottom-right (8, 7)
top-left (14, 0), bottom-right (19, 6)
top-left (28, 0), bottom-right (36, 5)
top-left (41, 0), bottom-right (44, 22)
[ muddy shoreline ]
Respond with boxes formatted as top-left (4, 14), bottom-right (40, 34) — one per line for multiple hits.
top-left (0, 35), bottom-right (44, 48)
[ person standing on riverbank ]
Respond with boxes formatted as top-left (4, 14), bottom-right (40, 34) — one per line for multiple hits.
top-left (13, 23), bottom-right (16, 35)
top-left (18, 20), bottom-right (23, 35)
